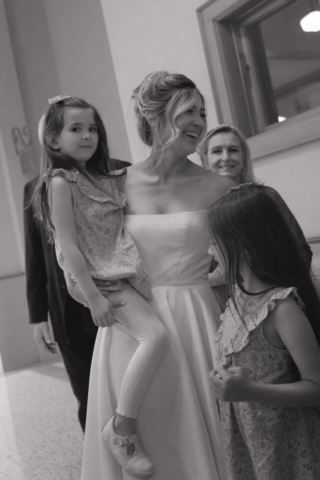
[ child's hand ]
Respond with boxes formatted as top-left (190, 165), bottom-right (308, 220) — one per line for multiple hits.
top-left (209, 366), bottom-right (254, 402)
top-left (89, 295), bottom-right (125, 327)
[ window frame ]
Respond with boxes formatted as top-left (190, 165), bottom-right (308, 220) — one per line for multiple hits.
top-left (197, 0), bottom-right (320, 160)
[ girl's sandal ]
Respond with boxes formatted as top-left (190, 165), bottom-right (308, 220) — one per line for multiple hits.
top-left (101, 416), bottom-right (155, 479)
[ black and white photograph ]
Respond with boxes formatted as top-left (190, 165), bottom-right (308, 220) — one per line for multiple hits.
top-left (0, 1), bottom-right (320, 479)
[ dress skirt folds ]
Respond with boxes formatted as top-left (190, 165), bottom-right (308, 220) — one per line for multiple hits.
top-left (81, 211), bottom-right (228, 480)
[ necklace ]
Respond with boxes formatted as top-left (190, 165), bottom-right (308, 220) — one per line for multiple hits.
top-left (243, 286), bottom-right (278, 296)
top-left (238, 276), bottom-right (278, 299)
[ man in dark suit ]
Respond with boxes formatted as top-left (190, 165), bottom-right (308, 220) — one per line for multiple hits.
top-left (23, 159), bottom-right (131, 431)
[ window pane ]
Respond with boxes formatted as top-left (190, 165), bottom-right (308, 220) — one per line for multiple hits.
top-left (250, 0), bottom-right (320, 125)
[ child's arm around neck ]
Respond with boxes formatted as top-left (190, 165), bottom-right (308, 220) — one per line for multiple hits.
top-left (211, 296), bottom-right (320, 407)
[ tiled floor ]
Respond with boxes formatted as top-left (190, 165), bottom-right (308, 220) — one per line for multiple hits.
top-left (0, 360), bottom-right (83, 480)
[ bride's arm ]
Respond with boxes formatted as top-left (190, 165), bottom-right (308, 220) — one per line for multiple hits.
top-left (208, 264), bottom-right (225, 287)
top-left (205, 172), bottom-right (235, 206)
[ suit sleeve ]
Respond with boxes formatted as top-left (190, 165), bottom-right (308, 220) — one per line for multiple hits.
top-left (23, 182), bottom-right (49, 324)
top-left (266, 187), bottom-right (313, 269)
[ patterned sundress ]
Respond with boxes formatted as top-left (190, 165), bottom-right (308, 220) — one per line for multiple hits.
top-left (49, 168), bottom-right (152, 301)
top-left (215, 286), bottom-right (320, 480)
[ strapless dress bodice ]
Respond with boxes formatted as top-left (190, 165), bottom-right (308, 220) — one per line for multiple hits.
top-left (125, 210), bottom-right (212, 287)
top-left (82, 209), bottom-right (228, 480)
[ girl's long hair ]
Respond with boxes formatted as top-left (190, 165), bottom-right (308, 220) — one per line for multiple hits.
top-left (208, 184), bottom-right (320, 344)
top-left (32, 96), bottom-right (125, 241)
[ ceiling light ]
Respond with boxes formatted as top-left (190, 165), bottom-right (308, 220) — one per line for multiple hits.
top-left (300, 0), bottom-right (320, 32)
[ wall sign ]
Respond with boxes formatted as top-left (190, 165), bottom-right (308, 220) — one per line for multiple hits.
top-left (11, 125), bottom-right (34, 175)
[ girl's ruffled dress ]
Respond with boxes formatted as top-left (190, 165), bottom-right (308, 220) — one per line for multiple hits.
top-left (49, 169), bottom-right (151, 301)
top-left (216, 286), bottom-right (320, 480)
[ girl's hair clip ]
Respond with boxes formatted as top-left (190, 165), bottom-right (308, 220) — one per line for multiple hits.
top-left (48, 95), bottom-right (72, 105)
top-left (38, 113), bottom-right (46, 145)
top-left (228, 182), bottom-right (253, 194)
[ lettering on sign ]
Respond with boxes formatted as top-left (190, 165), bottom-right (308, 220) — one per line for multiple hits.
top-left (11, 125), bottom-right (34, 175)
top-left (11, 126), bottom-right (31, 155)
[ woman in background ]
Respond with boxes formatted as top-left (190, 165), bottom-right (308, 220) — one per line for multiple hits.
top-left (199, 124), bottom-right (312, 305)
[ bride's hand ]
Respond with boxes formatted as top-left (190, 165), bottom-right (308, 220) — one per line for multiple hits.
top-left (89, 294), bottom-right (125, 327)
top-left (208, 266), bottom-right (225, 287)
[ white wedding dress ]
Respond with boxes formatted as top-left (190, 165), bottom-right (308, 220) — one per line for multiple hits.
top-left (81, 211), bottom-right (228, 480)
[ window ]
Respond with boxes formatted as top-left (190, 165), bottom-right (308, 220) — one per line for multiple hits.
top-left (197, 0), bottom-right (320, 159)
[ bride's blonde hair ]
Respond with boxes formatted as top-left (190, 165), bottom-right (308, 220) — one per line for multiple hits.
top-left (132, 71), bottom-right (206, 157)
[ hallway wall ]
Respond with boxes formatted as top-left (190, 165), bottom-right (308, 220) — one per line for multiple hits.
top-left (253, 139), bottom-right (320, 241)
top-left (42, 0), bottom-right (131, 162)
top-left (0, 0), bottom-right (41, 372)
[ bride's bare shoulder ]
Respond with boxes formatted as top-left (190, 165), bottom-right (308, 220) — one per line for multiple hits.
top-left (202, 171), bottom-right (235, 202)
top-left (204, 170), bottom-right (234, 189)
top-left (123, 162), bottom-right (145, 181)
top-left (115, 162), bottom-right (145, 190)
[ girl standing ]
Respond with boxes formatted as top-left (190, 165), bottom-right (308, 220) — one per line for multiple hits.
top-left (208, 184), bottom-right (320, 480)
top-left (33, 95), bottom-right (168, 479)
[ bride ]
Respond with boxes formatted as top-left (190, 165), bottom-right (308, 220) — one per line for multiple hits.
top-left (81, 71), bottom-right (233, 480)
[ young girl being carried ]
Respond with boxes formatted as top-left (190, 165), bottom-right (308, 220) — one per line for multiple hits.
top-left (33, 95), bottom-right (168, 479)
top-left (207, 184), bottom-right (320, 480)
